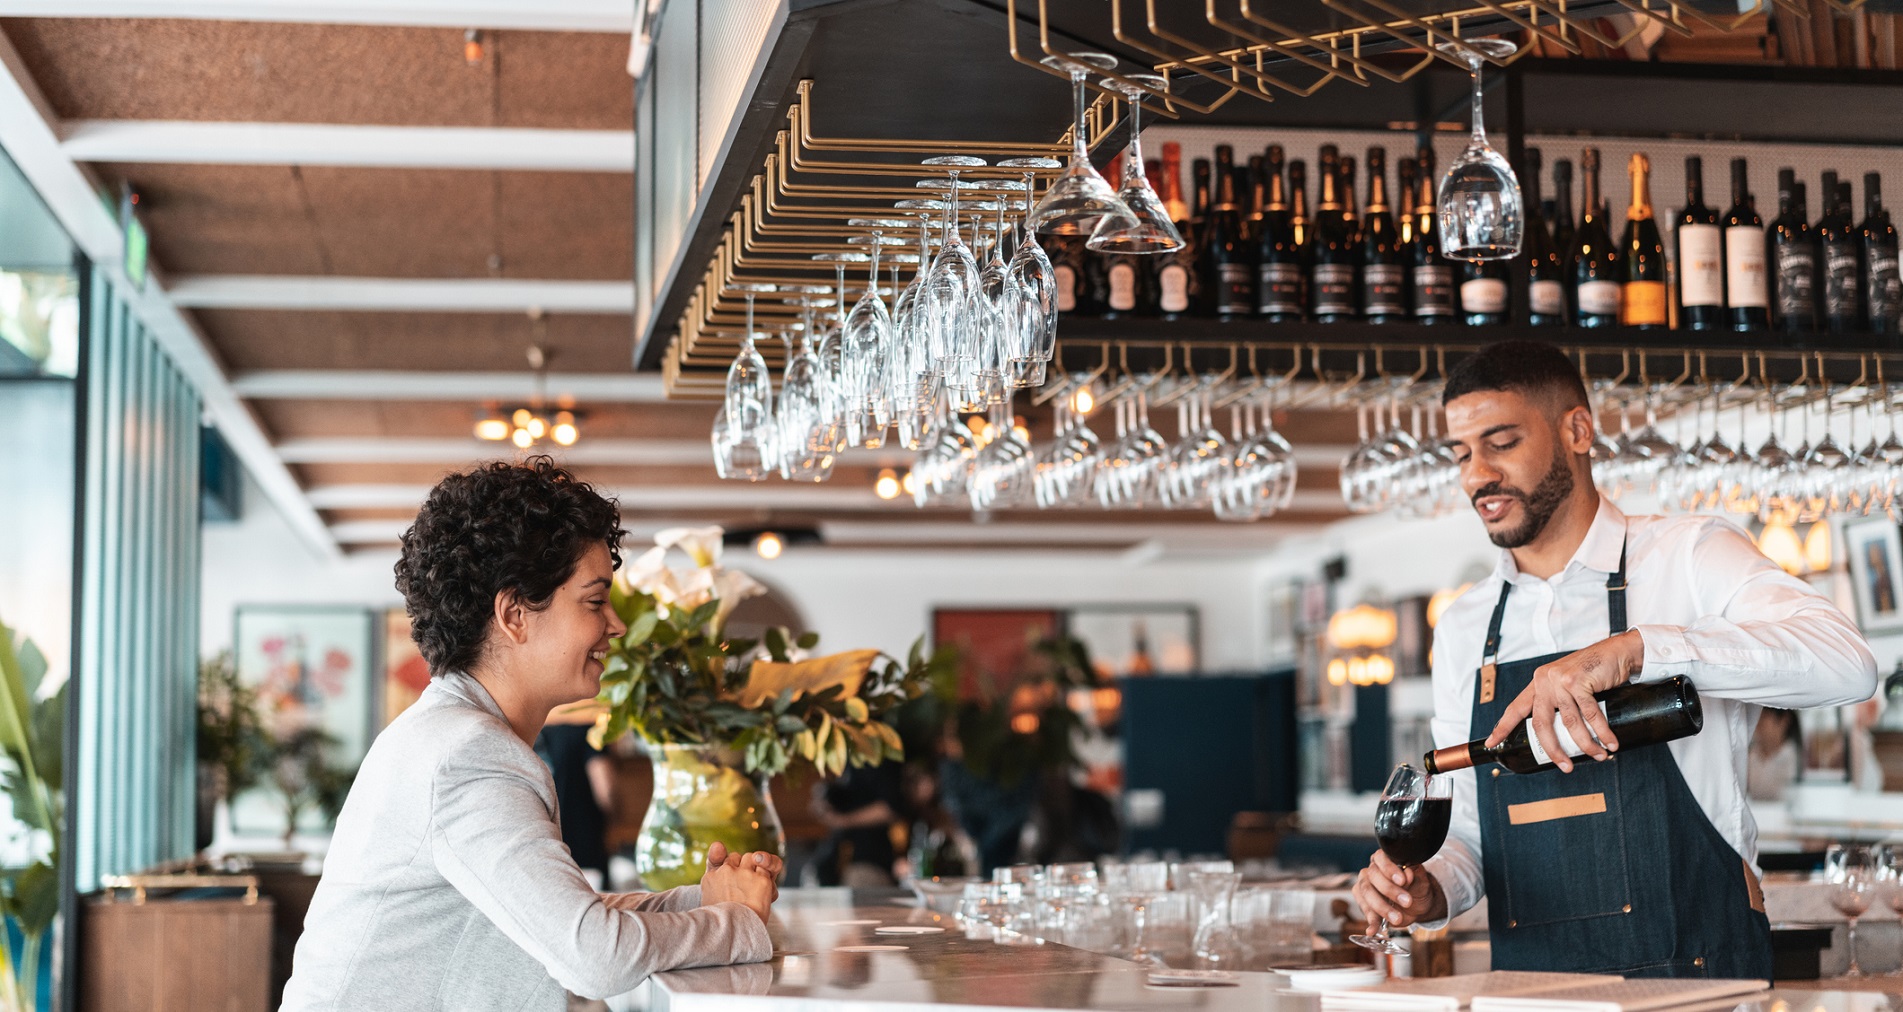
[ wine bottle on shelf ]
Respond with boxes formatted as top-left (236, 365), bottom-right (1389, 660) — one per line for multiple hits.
top-left (1289, 159), bottom-right (1311, 258)
top-left (1522, 146), bottom-right (1565, 326)
top-left (1460, 257), bottom-right (1509, 326)
top-left (1821, 176), bottom-right (1862, 334)
top-left (1396, 157), bottom-right (1419, 250)
top-left (1102, 246), bottom-right (1149, 319)
top-left (1360, 146), bottom-right (1406, 324)
top-left (1153, 146), bottom-right (1199, 321)
top-left (1209, 146), bottom-right (1256, 320)
top-left (1861, 172), bottom-right (1902, 335)
top-left (1425, 676), bottom-right (1704, 776)
top-left (1411, 147), bottom-right (1456, 325)
top-left (1244, 154), bottom-right (1267, 247)
top-left (1550, 157), bottom-right (1576, 262)
top-left (1620, 153), bottom-right (1669, 330)
top-left (1190, 158), bottom-right (1218, 317)
top-left (1723, 157), bottom-right (1769, 331)
top-left (1311, 155), bottom-right (1359, 323)
top-left (1770, 172), bottom-right (1817, 334)
top-left (1675, 155), bottom-right (1724, 331)
top-left (1568, 148), bottom-right (1622, 328)
top-left (1051, 234), bottom-right (1096, 317)
top-left (1340, 153), bottom-right (1362, 247)
top-left (1255, 145), bottom-right (1304, 322)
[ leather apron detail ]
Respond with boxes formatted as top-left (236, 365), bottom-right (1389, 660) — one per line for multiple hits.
top-left (1471, 542), bottom-right (1773, 979)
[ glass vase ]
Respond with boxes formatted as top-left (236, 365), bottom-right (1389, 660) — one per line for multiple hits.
top-left (635, 744), bottom-right (784, 891)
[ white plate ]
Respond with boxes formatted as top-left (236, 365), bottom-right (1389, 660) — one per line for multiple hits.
top-left (817, 919), bottom-right (881, 926)
top-left (875, 926), bottom-right (946, 935)
top-left (1147, 970), bottom-right (1238, 984)
top-left (836, 944), bottom-right (909, 952)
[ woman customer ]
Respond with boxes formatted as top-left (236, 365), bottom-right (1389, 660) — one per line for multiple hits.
top-left (283, 458), bottom-right (780, 1011)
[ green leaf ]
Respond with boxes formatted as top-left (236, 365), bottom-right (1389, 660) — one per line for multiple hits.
top-left (623, 610), bottom-right (660, 647)
top-left (764, 627), bottom-right (789, 663)
top-left (14, 862), bottom-right (56, 939)
top-left (796, 631), bottom-right (820, 650)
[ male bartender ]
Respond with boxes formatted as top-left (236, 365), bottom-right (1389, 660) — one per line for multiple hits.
top-left (1352, 341), bottom-right (1876, 978)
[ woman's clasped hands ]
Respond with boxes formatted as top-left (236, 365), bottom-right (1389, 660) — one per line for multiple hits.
top-left (700, 842), bottom-right (782, 925)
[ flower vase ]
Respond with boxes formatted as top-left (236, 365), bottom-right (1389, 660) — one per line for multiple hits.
top-left (635, 744), bottom-right (784, 891)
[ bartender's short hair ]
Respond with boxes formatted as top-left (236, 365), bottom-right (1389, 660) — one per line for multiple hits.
top-left (394, 456), bottom-right (626, 676)
top-left (1441, 341), bottom-right (1590, 414)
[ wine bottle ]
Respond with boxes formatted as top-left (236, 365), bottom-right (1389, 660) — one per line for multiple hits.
top-left (1255, 145), bottom-right (1304, 322)
top-left (1190, 158), bottom-right (1218, 317)
top-left (1522, 146), bottom-right (1565, 326)
top-left (1550, 157), bottom-right (1576, 263)
top-left (1424, 675), bottom-right (1704, 776)
top-left (1460, 257), bottom-right (1509, 326)
top-left (1289, 158), bottom-right (1311, 260)
top-left (1620, 153), bottom-right (1669, 330)
top-left (1209, 148), bottom-right (1256, 320)
top-left (1311, 155), bottom-right (1359, 323)
top-left (1102, 251), bottom-right (1149, 319)
top-left (1160, 141), bottom-right (1190, 224)
top-left (1861, 172), bottom-right (1902, 335)
top-left (1723, 157), bottom-right (1769, 331)
top-left (1569, 148), bottom-right (1622, 328)
top-left (1050, 234), bottom-right (1096, 317)
top-left (1821, 176), bottom-right (1862, 334)
top-left (1397, 157), bottom-right (1419, 250)
top-left (1154, 147), bottom-right (1199, 321)
top-left (1243, 154), bottom-right (1267, 247)
top-left (1360, 146), bottom-right (1405, 324)
top-left (1411, 147), bottom-right (1456, 325)
top-left (1340, 154), bottom-right (1362, 252)
top-left (1771, 172), bottom-right (1817, 334)
top-left (1675, 155), bottom-right (1724, 331)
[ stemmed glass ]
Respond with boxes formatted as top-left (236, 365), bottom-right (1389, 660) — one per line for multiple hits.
top-left (1027, 52), bottom-right (1140, 237)
top-left (1827, 842), bottom-right (1878, 978)
top-left (1086, 74), bottom-right (1184, 254)
top-left (920, 159), bottom-right (985, 407)
top-left (845, 219), bottom-right (907, 438)
top-left (1434, 38), bottom-right (1523, 260)
top-left (778, 290), bottom-right (836, 482)
top-left (1104, 860), bottom-right (1170, 967)
top-left (719, 283), bottom-right (778, 482)
top-left (1000, 158), bottom-right (1061, 387)
top-left (1880, 844), bottom-right (1903, 976)
top-left (1352, 764), bottom-right (1453, 955)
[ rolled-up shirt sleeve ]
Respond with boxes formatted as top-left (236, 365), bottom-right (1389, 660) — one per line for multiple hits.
top-left (430, 744), bottom-right (772, 999)
top-left (1632, 520), bottom-right (1876, 709)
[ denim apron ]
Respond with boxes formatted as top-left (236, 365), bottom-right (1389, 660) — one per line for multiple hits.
top-left (1471, 543), bottom-right (1773, 978)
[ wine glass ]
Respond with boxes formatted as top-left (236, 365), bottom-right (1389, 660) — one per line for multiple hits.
top-left (1104, 859), bottom-right (1170, 967)
top-left (1434, 38), bottom-right (1523, 260)
top-left (1827, 842), bottom-right (1877, 978)
top-left (1027, 52), bottom-right (1140, 237)
top-left (1351, 763), bottom-right (1453, 955)
top-left (1086, 74), bottom-right (1184, 254)
top-left (999, 158), bottom-right (1061, 386)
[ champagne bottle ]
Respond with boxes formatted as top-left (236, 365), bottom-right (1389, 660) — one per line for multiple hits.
top-left (1311, 154), bottom-right (1359, 323)
top-left (1550, 157), bottom-right (1576, 263)
top-left (1675, 156), bottom-right (1724, 331)
top-left (1190, 158), bottom-right (1218, 317)
top-left (1160, 141), bottom-right (1190, 224)
top-left (1460, 257), bottom-right (1509, 326)
top-left (1340, 153), bottom-right (1362, 246)
top-left (1360, 146), bottom-right (1406, 323)
top-left (1289, 159), bottom-right (1311, 263)
top-left (1821, 175), bottom-right (1862, 334)
top-left (1410, 147), bottom-right (1455, 325)
top-left (1424, 676), bottom-right (1704, 776)
top-left (1153, 146), bottom-right (1199, 321)
top-left (1243, 154), bottom-right (1267, 247)
top-left (1209, 146), bottom-right (1256, 320)
top-left (1397, 157), bottom-right (1419, 250)
top-left (1620, 153), bottom-right (1669, 329)
top-left (1723, 157), bottom-right (1769, 331)
top-left (1771, 172), bottom-right (1817, 334)
top-left (1569, 148), bottom-right (1622, 328)
top-left (1050, 234), bottom-right (1096, 317)
top-left (1255, 145), bottom-right (1304, 322)
top-left (1861, 172), bottom-right (1902, 335)
top-left (1522, 146), bottom-right (1566, 326)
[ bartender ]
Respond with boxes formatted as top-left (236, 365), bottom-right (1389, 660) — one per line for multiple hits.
top-left (1352, 341), bottom-right (1876, 978)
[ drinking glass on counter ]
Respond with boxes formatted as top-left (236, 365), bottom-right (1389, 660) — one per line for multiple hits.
top-left (1102, 860), bottom-right (1170, 966)
top-left (1827, 842), bottom-right (1878, 978)
top-left (1188, 869), bottom-right (1243, 968)
top-left (1881, 845), bottom-right (1903, 976)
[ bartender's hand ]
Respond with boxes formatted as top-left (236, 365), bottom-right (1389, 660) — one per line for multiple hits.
top-left (1486, 629), bottom-right (1645, 773)
top-left (1354, 849), bottom-right (1446, 932)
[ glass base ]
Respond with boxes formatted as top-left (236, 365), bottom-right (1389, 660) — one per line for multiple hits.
top-left (1349, 932), bottom-right (1408, 956)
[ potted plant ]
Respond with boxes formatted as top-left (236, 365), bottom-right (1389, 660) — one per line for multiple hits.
top-left (0, 616), bottom-right (62, 1012)
top-left (195, 652), bottom-right (270, 851)
top-left (590, 527), bottom-right (953, 889)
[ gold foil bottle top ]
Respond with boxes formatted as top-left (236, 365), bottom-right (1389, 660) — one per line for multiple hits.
top-left (1425, 744), bottom-right (1475, 775)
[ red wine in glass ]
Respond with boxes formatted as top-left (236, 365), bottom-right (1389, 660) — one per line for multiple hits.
top-left (1353, 763), bottom-right (1452, 955)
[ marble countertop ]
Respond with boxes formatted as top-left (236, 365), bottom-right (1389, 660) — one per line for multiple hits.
top-left (644, 906), bottom-right (1903, 1012)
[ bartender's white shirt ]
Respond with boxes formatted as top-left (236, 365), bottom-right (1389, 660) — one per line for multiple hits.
top-left (1420, 497), bottom-right (1877, 925)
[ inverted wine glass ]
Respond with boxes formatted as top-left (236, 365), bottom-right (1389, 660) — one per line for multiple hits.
top-left (1351, 763), bottom-right (1452, 955)
top-left (1435, 38), bottom-right (1523, 260)
top-left (1086, 74), bottom-right (1184, 255)
top-left (1027, 52), bottom-right (1141, 238)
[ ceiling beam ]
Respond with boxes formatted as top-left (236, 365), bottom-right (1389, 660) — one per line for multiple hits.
top-left (167, 275), bottom-right (634, 312)
top-left (0, 31), bottom-right (339, 559)
top-left (232, 370), bottom-right (669, 401)
top-left (0, 0), bottom-right (635, 31)
top-left (275, 437), bottom-right (922, 469)
top-left (62, 120), bottom-right (634, 172)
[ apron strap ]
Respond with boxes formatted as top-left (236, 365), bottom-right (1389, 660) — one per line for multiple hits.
top-left (1481, 581), bottom-right (1512, 670)
top-left (1606, 540), bottom-right (1629, 636)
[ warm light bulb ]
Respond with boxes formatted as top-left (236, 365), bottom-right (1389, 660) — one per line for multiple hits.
top-left (551, 411), bottom-right (579, 446)
top-left (510, 427), bottom-right (533, 449)
top-left (874, 468), bottom-right (901, 500)
top-left (901, 470), bottom-right (917, 495)
top-left (1072, 386), bottom-right (1095, 415)
top-left (1009, 713), bottom-right (1041, 735)
top-left (512, 408), bottom-right (533, 428)
top-left (1427, 583), bottom-right (1471, 628)
top-left (525, 415), bottom-right (547, 439)
top-left (1759, 520), bottom-right (1804, 576)
top-left (1804, 521), bottom-right (1833, 573)
top-left (474, 417), bottom-right (509, 441)
top-left (753, 531), bottom-right (784, 560)
top-left (1368, 655), bottom-right (1396, 685)
top-left (1326, 658), bottom-right (1348, 686)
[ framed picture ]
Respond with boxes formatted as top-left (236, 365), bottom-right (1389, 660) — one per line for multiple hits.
top-left (1844, 517), bottom-right (1903, 636)
top-left (381, 609), bottom-right (431, 728)
top-left (932, 608), bottom-right (1063, 699)
top-left (1066, 604), bottom-right (1200, 678)
top-left (232, 606), bottom-right (376, 835)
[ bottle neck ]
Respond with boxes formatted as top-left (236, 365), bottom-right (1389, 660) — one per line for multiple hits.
top-left (1582, 160), bottom-right (1602, 223)
top-left (1318, 168), bottom-right (1340, 212)
top-left (1266, 162), bottom-right (1288, 212)
top-left (1628, 156), bottom-right (1653, 221)
top-left (1731, 164), bottom-right (1748, 208)
top-left (1554, 177), bottom-right (1573, 220)
top-left (1367, 164), bottom-right (1389, 214)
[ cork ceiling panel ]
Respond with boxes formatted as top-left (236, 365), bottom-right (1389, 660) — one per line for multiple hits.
top-left (98, 164), bottom-right (631, 279)
top-left (251, 400), bottom-right (716, 441)
top-left (291, 462), bottom-right (884, 487)
top-left (196, 309), bottom-right (636, 372)
top-left (1, 20), bottom-right (632, 129)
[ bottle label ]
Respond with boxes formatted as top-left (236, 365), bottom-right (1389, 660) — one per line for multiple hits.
top-left (1621, 281), bottom-right (1667, 325)
top-left (1218, 262), bottom-right (1254, 314)
top-left (1108, 262), bottom-right (1137, 311)
top-left (1724, 225), bottom-right (1768, 308)
top-left (1522, 701), bottom-right (1611, 768)
top-left (1055, 265), bottom-right (1077, 313)
top-left (1825, 240), bottom-right (1859, 316)
top-left (1678, 223), bottom-right (1724, 308)
top-left (1313, 263), bottom-right (1355, 316)
top-left (1257, 262), bottom-right (1303, 315)
top-left (1870, 252), bottom-right (1902, 328)
top-left (1775, 246), bottom-right (1816, 319)
top-left (1362, 264), bottom-right (1406, 315)
top-left (1577, 279), bottom-right (1622, 317)
top-left (1530, 279), bottom-right (1566, 317)
top-left (1411, 265), bottom-right (1455, 316)
top-left (1460, 277), bottom-right (1507, 314)
top-left (1158, 264), bottom-right (1190, 313)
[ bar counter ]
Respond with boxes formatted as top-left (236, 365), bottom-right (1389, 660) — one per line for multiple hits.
top-left (646, 906), bottom-right (1903, 1012)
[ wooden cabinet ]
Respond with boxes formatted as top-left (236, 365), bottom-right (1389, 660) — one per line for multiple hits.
top-left (80, 895), bottom-right (273, 1012)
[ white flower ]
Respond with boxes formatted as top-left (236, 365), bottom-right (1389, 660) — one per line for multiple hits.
top-left (621, 545), bottom-right (683, 604)
top-left (674, 565), bottom-right (716, 613)
top-left (655, 526), bottom-right (724, 568)
top-left (710, 568), bottom-right (767, 632)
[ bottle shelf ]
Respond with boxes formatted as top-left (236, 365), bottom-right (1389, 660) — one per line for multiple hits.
top-left (1053, 316), bottom-right (1903, 355)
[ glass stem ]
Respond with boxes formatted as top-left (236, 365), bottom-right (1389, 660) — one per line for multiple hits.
top-left (1125, 94), bottom-right (1144, 177)
top-left (1468, 55), bottom-right (1487, 146)
top-left (743, 293), bottom-right (755, 351)
top-left (1070, 72), bottom-right (1090, 164)
top-left (867, 234), bottom-right (881, 295)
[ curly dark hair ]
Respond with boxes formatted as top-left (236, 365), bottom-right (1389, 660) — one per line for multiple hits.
top-left (394, 456), bottom-right (626, 676)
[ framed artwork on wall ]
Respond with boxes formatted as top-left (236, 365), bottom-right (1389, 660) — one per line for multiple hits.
top-left (231, 606), bottom-right (376, 836)
top-left (1066, 604), bottom-right (1200, 678)
top-left (1844, 517), bottom-right (1903, 636)
top-left (931, 608), bottom-right (1063, 699)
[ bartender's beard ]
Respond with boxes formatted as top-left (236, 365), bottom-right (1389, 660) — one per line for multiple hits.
top-left (1473, 446), bottom-right (1576, 549)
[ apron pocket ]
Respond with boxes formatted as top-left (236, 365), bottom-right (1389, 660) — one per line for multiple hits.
top-left (1491, 762), bottom-right (1634, 929)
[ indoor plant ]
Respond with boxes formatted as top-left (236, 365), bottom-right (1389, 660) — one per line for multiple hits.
top-left (589, 527), bottom-right (951, 889)
top-left (0, 616), bottom-right (61, 1012)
